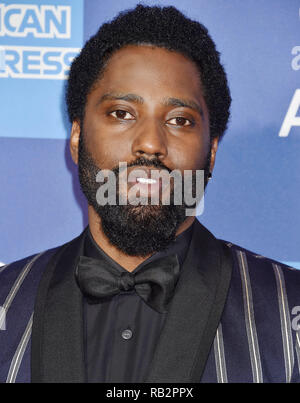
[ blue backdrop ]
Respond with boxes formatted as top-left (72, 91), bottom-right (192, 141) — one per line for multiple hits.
top-left (0, 0), bottom-right (299, 269)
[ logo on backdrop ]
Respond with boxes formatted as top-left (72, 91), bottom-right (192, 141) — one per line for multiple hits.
top-left (278, 7), bottom-right (300, 137)
top-left (0, 2), bottom-right (81, 79)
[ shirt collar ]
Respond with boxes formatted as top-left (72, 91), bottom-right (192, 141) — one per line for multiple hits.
top-left (84, 221), bottom-right (195, 274)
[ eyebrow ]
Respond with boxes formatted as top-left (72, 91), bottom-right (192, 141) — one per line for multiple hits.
top-left (162, 97), bottom-right (204, 118)
top-left (97, 92), bottom-right (204, 118)
top-left (96, 92), bottom-right (144, 105)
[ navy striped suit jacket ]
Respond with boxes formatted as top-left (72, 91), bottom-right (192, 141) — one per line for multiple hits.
top-left (0, 222), bottom-right (300, 383)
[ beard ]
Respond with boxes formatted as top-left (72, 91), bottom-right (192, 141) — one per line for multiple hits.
top-left (78, 133), bottom-right (211, 257)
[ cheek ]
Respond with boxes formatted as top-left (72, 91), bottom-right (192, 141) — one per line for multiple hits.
top-left (83, 122), bottom-right (131, 168)
top-left (171, 137), bottom-right (210, 171)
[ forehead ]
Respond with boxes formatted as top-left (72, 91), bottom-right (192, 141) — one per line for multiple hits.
top-left (92, 45), bottom-right (203, 100)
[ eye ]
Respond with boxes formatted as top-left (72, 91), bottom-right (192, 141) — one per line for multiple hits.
top-left (167, 117), bottom-right (193, 127)
top-left (110, 110), bottom-right (135, 120)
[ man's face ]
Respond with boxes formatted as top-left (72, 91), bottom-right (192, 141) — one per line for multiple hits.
top-left (70, 45), bottom-right (218, 256)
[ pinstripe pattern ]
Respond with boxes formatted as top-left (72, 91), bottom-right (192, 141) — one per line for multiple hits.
top-left (6, 313), bottom-right (33, 383)
top-left (0, 264), bottom-right (9, 275)
top-left (0, 252), bottom-right (44, 315)
top-left (213, 323), bottom-right (228, 383)
top-left (273, 264), bottom-right (294, 383)
top-left (1, 238), bottom-right (300, 383)
top-left (0, 252), bottom-right (45, 367)
top-left (237, 250), bottom-right (263, 383)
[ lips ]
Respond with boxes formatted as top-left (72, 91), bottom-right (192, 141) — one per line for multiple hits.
top-left (120, 166), bottom-right (171, 200)
top-left (136, 177), bottom-right (157, 184)
top-left (126, 167), bottom-right (160, 197)
top-left (126, 166), bottom-right (159, 181)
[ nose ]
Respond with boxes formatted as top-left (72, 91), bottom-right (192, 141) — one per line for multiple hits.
top-left (131, 118), bottom-right (168, 160)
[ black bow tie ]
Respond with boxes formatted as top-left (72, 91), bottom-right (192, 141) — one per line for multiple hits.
top-left (75, 254), bottom-right (180, 313)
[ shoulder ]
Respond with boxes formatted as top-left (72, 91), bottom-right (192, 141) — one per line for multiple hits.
top-left (223, 239), bottom-right (299, 273)
top-left (0, 230), bottom-right (85, 302)
top-left (220, 239), bottom-right (300, 301)
top-left (0, 244), bottom-right (69, 383)
top-left (0, 247), bottom-right (60, 304)
top-left (0, 229), bottom-right (87, 280)
top-left (0, 229), bottom-right (87, 302)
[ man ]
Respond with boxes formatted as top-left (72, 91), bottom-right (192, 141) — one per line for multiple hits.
top-left (0, 5), bottom-right (299, 383)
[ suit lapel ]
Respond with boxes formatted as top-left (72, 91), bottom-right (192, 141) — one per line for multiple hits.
top-left (31, 221), bottom-right (232, 383)
top-left (145, 220), bottom-right (233, 383)
top-left (31, 229), bottom-right (88, 383)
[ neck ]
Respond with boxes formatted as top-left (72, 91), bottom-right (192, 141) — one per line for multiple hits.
top-left (87, 205), bottom-right (195, 272)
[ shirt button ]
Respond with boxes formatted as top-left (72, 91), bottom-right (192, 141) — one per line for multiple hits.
top-left (121, 329), bottom-right (133, 340)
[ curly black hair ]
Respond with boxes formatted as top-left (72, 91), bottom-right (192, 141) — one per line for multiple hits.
top-left (66, 4), bottom-right (231, 140)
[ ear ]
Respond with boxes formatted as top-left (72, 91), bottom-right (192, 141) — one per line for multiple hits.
top-left (69, 120), bottom-right (81, 165)
top-left (209, 137), bottom-right (219, 173)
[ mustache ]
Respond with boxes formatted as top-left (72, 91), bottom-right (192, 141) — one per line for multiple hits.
top-left (112, 156), bottom-right (172, 175)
